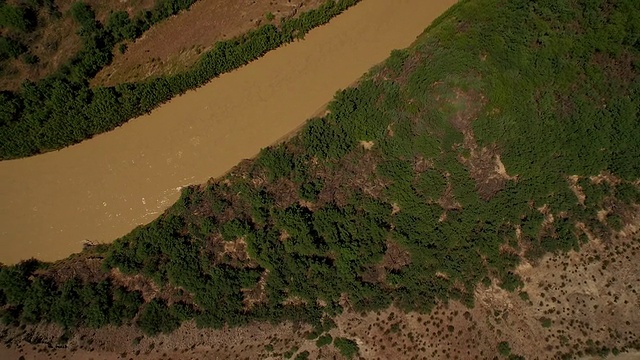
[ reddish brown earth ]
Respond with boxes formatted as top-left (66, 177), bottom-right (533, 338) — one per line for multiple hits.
top-left (92, 0), bottom-right (327, 86)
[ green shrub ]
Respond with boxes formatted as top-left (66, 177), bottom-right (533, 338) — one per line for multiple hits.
top-left (220, 219), bottom-right (250, 240)
top-left (499, 272), bottom-right (524, 292)
top-left (498, 341), bottom-right (511, 356)
top-left (137, 299), bottom-right (181, 336)
top-left (0, 4), bottom-right (35, 32)
top-left (518, 291), bottom-right (529, 302)
top-left (283, 346), bottom-right (299, 359)
top-left (0, 36), bottom-right (25, 60)
top-left (316, 333), bottom-right (332, 347)
top-left (265, 12), bottom-right (275, 22)
top-left (106, 11), bottom-right (137, 41)
top-left (334, 337), bottom-right (359, 359)
top-left (22, 53), bottom-right (38, 64)
top-left (255, 145), bottom-right (294, 180)
top-left (299, 180), bottom-right (323, 202)
top-left (539, 317), bottom-right (552, 328)
top-left (70, 2), bottom-right (98, 36)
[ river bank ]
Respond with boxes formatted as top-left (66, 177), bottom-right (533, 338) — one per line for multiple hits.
top-left (0, 0), bottom-right (457, 264)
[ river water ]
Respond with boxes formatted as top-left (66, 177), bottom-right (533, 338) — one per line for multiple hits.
top-left (0, 0), bottom-right (456, 264)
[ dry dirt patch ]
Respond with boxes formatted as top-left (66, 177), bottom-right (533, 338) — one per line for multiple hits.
top-left (332, 213), bottom-right (640, 359)
top-left (317, 150), bottom-right (387, 206)
top-left (382, 240), bottom-right (411, 271)
top-left (92, 0), bottom-right (327, 86)
top-left (360, 140), bottom-right (375, 150)
top-left (34, 251), bottom-right (108, 284)
top-left (568, 175), bottom-right (587, 205)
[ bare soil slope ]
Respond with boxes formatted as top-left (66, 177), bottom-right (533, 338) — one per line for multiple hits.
top-left (92, 0), bottom-right (327, 86)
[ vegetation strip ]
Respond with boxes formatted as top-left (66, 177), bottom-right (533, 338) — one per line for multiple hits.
top-left (0, 0), bottom-right (360, 159)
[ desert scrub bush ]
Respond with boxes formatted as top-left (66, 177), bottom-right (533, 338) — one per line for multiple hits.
top-left (137, 299), bottom-right (181, 336)
top-left (334, 337), bottom-right (359, 359)
top-left (498, 341), bottom-right (511, 356)
top-left (316, 334), bottom-right (333, 347)
top-left (539, 317), bottom-right (552, 328)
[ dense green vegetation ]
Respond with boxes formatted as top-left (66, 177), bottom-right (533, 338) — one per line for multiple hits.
top-left (0, 259), bottom-right (143, 328)
top-left (0, 1), bottom-right (639, 358)
top-left (0, 36), bottom-right (26, 61)
top-left (333, 337), bottom-right (359, 359)
top-left (0, 2), bottom-right (36, 33)
top-left (315, 333), bottom-right (333, 347)
top-left (0, 0), bottom-right (361, 159)
top-left (0, 1), bottom-right (37, 64)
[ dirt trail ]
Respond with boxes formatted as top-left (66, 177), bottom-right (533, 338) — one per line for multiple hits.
top-left (0, 0), bottom-right (457, 264)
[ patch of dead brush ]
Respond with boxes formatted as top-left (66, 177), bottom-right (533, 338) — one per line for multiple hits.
top-left (434, 83), bottom-right (517, 200)
top-left (242, 269), bottom-right (269, 310)
top-left (265, 177), bottom-right (299, 209)
top-left (109, 268), bottom-right (192, 305)
top-left (206, 234), bottom-right (256, 268)
top-left (437, 178), bottom-right (462, 212)
top-left (536, 204), bottom-right (555, 238)
top-left (36, 251), bottom-right (108, 285)
top-left (109, 268), bottom-right (161, 302)
top-left (374, 48), bottom-right (432, 86)
top-left (412, 154), bottom-right (433, 173)
top-left (591, 51), bottom-right (639, 91)
top-left (460, 146), bottom-right (518, 200)
top-left (317, 150), bottom-right (387, 206)
top-left (590, 171), bottom-right (622, 187)
top-left (382, 240), bottom-right (412, 271)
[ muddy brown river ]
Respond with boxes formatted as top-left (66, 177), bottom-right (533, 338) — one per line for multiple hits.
top-left (0, 0), bottom-right (457, 264)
